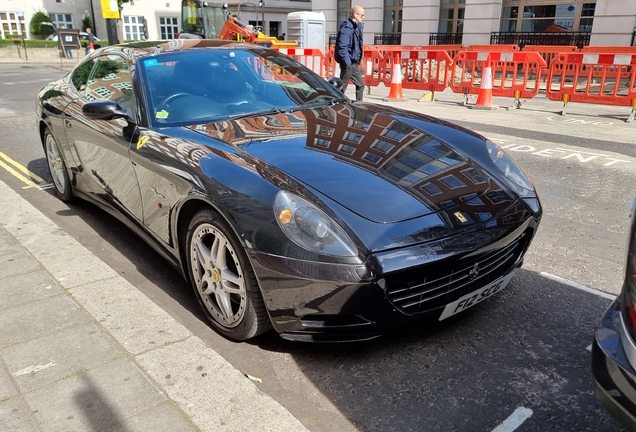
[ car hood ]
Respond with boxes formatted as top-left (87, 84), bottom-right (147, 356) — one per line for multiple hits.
top-left (185, 103), bottom-right (512, 224)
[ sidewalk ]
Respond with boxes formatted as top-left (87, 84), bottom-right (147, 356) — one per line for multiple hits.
top-left (0, 177), bottom-right (307, 431)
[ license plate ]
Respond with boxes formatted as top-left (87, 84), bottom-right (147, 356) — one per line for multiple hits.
top-left (439, 273), bottom-right (514, 321)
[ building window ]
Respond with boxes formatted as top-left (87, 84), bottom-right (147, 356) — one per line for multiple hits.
top-left (462, 168), bottom-right (487, 184)
top-left (339, 144), bottom-right (356, 155)
top-left (337, 0), bottom-right (350, 26)
top-left (317, 125), bottom-right (334, 137)
top-left (50, 13), bottom-right (74, 30)
top-left (316, 107), bottom-right (335, 122)
top-left (501, 1), bottom-right (595, 32)
top-left (439, 0), bottom-right (465, 34)
top-left (486, 189), bottom-right (512, 204)
top-left (159, 16), bottom-right (179, 39)
top-left (440, 174), bottom-right (466, 189)
top-left (0, 12), bottom-right (26, 38)
top-left (383, 0), bottom-right (403, 33)
top-left (400, 154), bottom-right (425, 169)
top-left (350, 112), bottom-right (373, 130)
top-left (422, 182), bottom-right (443, 196)
top-left (363, 152), bottom-right (382, 164)
top-left (373, 140), bottom-right (395, 154)
top-left (344, 131), bottom-right (363, 143)
top-left (123, 15), bottom-right (145, 40)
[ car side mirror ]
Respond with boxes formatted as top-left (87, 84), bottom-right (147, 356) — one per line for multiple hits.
top-left (327, 77), bottom-right (344, 91)
top-left (83, 101), bottom-right (135, 123)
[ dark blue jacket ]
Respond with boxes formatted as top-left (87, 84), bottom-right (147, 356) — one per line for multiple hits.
top-left (335, 18), bottom-right (364, 66)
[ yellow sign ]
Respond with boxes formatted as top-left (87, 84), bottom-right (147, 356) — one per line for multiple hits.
top-left (101, 0), bottom-right (120, 19)
top-left (136, 135), bottom-right (149, 150)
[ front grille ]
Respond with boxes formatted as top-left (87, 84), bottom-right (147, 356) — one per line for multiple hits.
top-left (385, 231), bottom-right (529, 314)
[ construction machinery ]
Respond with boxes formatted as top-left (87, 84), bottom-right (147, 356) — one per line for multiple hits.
top-left (180, 1), bottom-right (228, 39)
top-left (180, 0), bottom-right (295, 47)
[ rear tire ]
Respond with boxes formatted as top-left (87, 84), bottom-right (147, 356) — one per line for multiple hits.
top-left (44, 128), bottom-right (74, 202)
top-left (186, 208), bottom-right (271, 341)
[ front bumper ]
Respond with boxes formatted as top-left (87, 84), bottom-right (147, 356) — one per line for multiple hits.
top-left (592, 296), bottom-right (636, 431)
top-left (249, 218), bottom-right (537, 342)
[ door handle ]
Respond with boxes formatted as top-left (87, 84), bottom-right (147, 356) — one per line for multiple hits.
top-left (64, 119), bottom-right (72, 128)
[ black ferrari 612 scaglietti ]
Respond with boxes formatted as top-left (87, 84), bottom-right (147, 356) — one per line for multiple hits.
top-left (36, 39), bottom-right (542, 342)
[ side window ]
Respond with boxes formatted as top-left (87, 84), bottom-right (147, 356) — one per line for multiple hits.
top-left (71, 59), bottom-right (97, 92)
top-left (84, 55), bottom-right (133, 109)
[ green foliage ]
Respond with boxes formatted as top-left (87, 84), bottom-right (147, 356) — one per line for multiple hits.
top-left (82, 15), bottom-right (93, 32)
top-left (0, 39), bottom-right (108, 48)
top-left (118, 0), bottom-right (131, 13)
top-left (29, 11), bottom-right (55, 36)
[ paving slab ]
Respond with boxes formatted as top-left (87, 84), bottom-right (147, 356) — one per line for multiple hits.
top-left (0, 268), bottom-right (64, 309)
top-left (0, 397), bottom-right (39, 432)
top-left (0, 250), bottom-right (41, 279)
top-left (69, 276), bottom-right (193, 356)
top-left (2, 321), bottom-right (123, 393)
top-left (23, 357), bottom-right (166, 432)
top-left (0, 361), bottom-right (18, 401)
top-left (136, 336), bottom-right (308, 432)
top-left (101, 401), bottom-right (198, 432)
top-left (0, 294), bottom-right (89, 346)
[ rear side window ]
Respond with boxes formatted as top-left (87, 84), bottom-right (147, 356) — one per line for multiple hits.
top-left (71, 58), bottom-right (97, 92)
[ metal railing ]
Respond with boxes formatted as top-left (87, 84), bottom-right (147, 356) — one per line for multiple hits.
top-left (490, 31), bottom-right (591, 49)
top-left (429, 32), bottom-right (463, 45)
top-left (373, 33), bottom-right (401, 45)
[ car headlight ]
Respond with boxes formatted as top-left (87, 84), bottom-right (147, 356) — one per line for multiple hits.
top-left (274, 191), bottom-right (358, 257)
top-left (486, 140), bottom-right (535, 198)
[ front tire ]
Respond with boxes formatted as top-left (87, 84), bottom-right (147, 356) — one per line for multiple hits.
top-left (44, 128), bottom-right (74, 202)
top-left (186, 208), bottom-right (271, 341)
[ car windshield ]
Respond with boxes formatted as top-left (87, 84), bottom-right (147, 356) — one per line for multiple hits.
top-left (138, 47), bottom-right (345, 127)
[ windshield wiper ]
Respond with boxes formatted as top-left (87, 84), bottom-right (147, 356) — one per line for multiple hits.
top-left (227, 107), bottom-right (285, 121)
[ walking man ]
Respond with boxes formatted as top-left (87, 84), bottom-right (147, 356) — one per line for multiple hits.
top-left (335, 5), bottom-right (365, 101)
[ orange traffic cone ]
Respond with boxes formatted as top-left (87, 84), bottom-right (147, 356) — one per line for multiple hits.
top-left (88, 41), bottom-right (94, 53)
top-left (383, 57), bottom-right (406, 102)
top-left (470, 56), bottom-right (498, 110)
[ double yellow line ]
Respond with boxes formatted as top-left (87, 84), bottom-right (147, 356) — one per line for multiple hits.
top-left (0, 150), bottom-right (51, 189)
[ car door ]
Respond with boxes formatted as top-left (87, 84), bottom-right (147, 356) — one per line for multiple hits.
top-left (63, 53), bottom-right (143, 223)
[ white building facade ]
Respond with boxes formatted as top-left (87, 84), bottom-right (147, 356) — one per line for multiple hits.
top-left (0, 0), bottom-right (313, 41)
top-left (314, 0), bottom-right (636, 46)
top-left (1, 0), bottom-right (635, 46)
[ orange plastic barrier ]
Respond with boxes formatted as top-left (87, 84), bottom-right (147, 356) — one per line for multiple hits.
top-left (451, 51), bottom-right (547, 108)
top-left (324, 45), bottom-right (377, 80)
top-left (421, 44), bottom-right (465, 60)
top-left (467, 44), bottom-right (520, 52)
top-left (545, 52), bottom-right (636, 122)
top-left (362, 46), bottom-right (385, 88)
top-left (522, 45), bottom-right (578, 79)
top-left (378, 48), bottom-right (453, 99)
top-left (274, 47), bottom-right (326, 76)
top-left (324, 45), bottom-right (336, 78)
top-left (582, 46), bottom-right (636, 53)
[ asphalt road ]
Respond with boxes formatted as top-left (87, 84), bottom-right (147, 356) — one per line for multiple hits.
top-left (0, 62), bottom-right (629, 431)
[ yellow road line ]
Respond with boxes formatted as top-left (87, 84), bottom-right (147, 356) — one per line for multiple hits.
top-left (0, 152), bottom-right (46, 185)
top-left (0, 159), bottom-right (39, 188)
